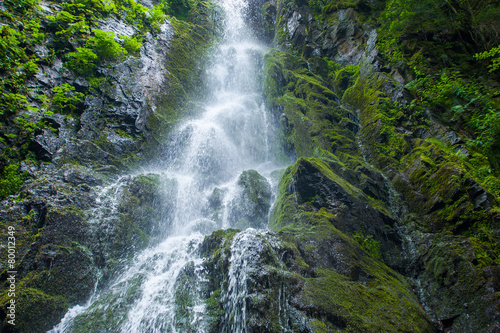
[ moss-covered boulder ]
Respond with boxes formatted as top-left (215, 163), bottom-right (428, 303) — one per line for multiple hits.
top-left (270, 157), bottom-right (402, 268)
top-left (227, 170), bottom-right (273, 229)
top-left (201, 225), bottom-right (434, 332)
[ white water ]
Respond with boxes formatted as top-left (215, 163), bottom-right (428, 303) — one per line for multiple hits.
top-left (50, 0), bottom-right (283, 332)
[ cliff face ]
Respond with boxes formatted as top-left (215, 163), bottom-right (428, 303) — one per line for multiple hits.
top-left (264, 0), bottom-right (500, 331)
top-left (202, 0), bottom-right (500, 331)
top-left (0, 0), bottom-right (215, 331)
top-left (1, 0), bottom-right (500, 332)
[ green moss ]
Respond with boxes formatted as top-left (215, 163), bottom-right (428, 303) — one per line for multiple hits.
top-left (0, 163), bottom-right (27, 199)
top-left (264, 50), bottom-right (361, 159)
top-left (147, 3), bottom-right (215, 143)
top-left (301, 269), bottom-right (431, 332)
top-left (71, 274), bottom-right (144, 331)
top-left (270, 157), bottom-right (389, 230)
top-left (0, 288), bottom-right (68, 333)
top-left (0, 235), bottom-right (96, 331)
top-left (353, 230), bottom-right (381, 259)
top-left (201, 229), bottom-right (241, 333)
top-left (174, 261), bottom-right (201, 329)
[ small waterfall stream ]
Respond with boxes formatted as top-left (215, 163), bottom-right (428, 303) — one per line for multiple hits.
top-left (50, 0), bottom-right (284, 332)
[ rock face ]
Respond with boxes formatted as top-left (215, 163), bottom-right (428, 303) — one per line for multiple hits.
top-left (199, 1), bottom-right (500, 332)
top-left (0, 1), bottom-right (215, 331)
top-left (244, 0), bottom-right (500, 331)
top-left (228, 170), bottom-right (273, 230)
top-left (201, 228), bottom-right (433, 332)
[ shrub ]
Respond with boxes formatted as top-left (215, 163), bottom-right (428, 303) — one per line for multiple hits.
top-left (121, 35), bottom-right (142, 54)
top-left (88, 29), bottom-right (127, 60)
top-left (52, 84), bottom-right (85, 114)
top-left (475, 45), bottom-right (500, 73)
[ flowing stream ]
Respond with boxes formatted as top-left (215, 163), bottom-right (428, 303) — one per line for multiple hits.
top-left (50, 0), bottom-right (284, 331)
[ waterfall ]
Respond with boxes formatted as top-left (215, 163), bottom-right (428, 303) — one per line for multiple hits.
top-left (49, 0), bottom-right (283, 332)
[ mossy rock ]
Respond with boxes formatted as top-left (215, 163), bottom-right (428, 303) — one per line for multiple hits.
top-left (200, 225), bottom-right (433, 332)
top-left (227, 170), bottom-right (273, 229)
top-left (264, 50), bottom-right (363, 160)
top-left (270, 157), bottom-right (402, 268)
top-left (147, 6), bottom-right (215, 144)
top-left (200, 229), bottom-right (241, 333)
top-left (0, 236), bottom-right (96, 332)
top-left (118, 173), bottom-right (177, 237)
top-left (69, 274), bottom-right (145, 332)
top-left (274, 213), bottom-right (434, 332)
top-left (0, 288), bottom-right (69, 333)
top-left (403, 230), bottom-right (500, 331)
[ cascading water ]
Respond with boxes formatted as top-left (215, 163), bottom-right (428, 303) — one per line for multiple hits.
top-left (50, 0), bottom-right (284, 332)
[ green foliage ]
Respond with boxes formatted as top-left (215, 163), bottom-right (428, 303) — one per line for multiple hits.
top-left (381, 0), bottom-right (500, 54)
top-left (469, 221), bottom-right (500, 267)
top-left (120, 35), bottom-right (142, 54)
top-left (52, 84), bottom-right (85, 114)
top-left (163, 0), bottom-right (193, 20)
top-left (406, 70), bottom-right (500, 152)
top-left (475, 45), bottom-right (500, 73)
top-left (308, 0), bottom-right (326, 12)
top-left (14, 114), bottom-right (39, 137)
top-left (3, 0), bottom-right (37, 14)
top-left (54, 19), bottom-right (91, 41)
top-left (353, 230), bottom-right (381, 259)
top-left (88, 76), bottom-right (106, 90)
top-left (0, 0), bottom-right (201, 173)
top-left (0, 163), bottom-right (26, 198)
top-left (0, 94), bottom-right (27, 117)
top-left (88, 29), bottom-right (127, 60)
top-left (66, 47), bottom-right (98, 75)
top-left (307, 0), bottom-right (362, 18)
top-left (149, 5), bottom-right (167, 31)
top-left (0, 26), bottom-right (27, 72)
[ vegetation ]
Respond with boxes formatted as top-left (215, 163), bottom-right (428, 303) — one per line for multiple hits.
top-left (265, 1), bottom-right (500, 329)
top-left (379, 0), bottom-right (500, 160)
top-left (0, 0), bottom-right (203, 199)
top-left (0, 163), bottom-right (26, 198)
top-left (353, 230), bottom-right (381, 259)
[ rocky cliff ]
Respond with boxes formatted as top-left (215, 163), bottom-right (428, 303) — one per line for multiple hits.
top-left (201, 0), bottom-right (500, 331)
top-left (0, 0), bottom-right (215, 331)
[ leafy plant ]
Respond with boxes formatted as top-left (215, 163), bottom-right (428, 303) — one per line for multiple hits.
top-left (475, 45), bottom-right (500, 73)
top-left (353, 231), bottom-right (381, 259)
top-left (52, 84), bottom-right (85, 114)
top-left (66, 47), bottom-right (98, 75)
top-left (120, 35), bottom-right (142, 54)
top-left (148, 5), bottom-right (166, 32)
top-left (88, 29), bottom-right (127, 60)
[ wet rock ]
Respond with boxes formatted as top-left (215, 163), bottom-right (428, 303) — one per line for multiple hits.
top-left (62, 164), bottom-right (103, 186)
top-left (0, 2), bottom-right (216, 332)
top-left (270, 158), bottom-right (403, 269)
top-left (446, 131), bottom-right (463, 145)
top-left (202, 228), bottom-right (434, 332)
top-left (204, 187), bottom-right (227, 226)
top-left (227, 170), bottom-right (272, 230)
